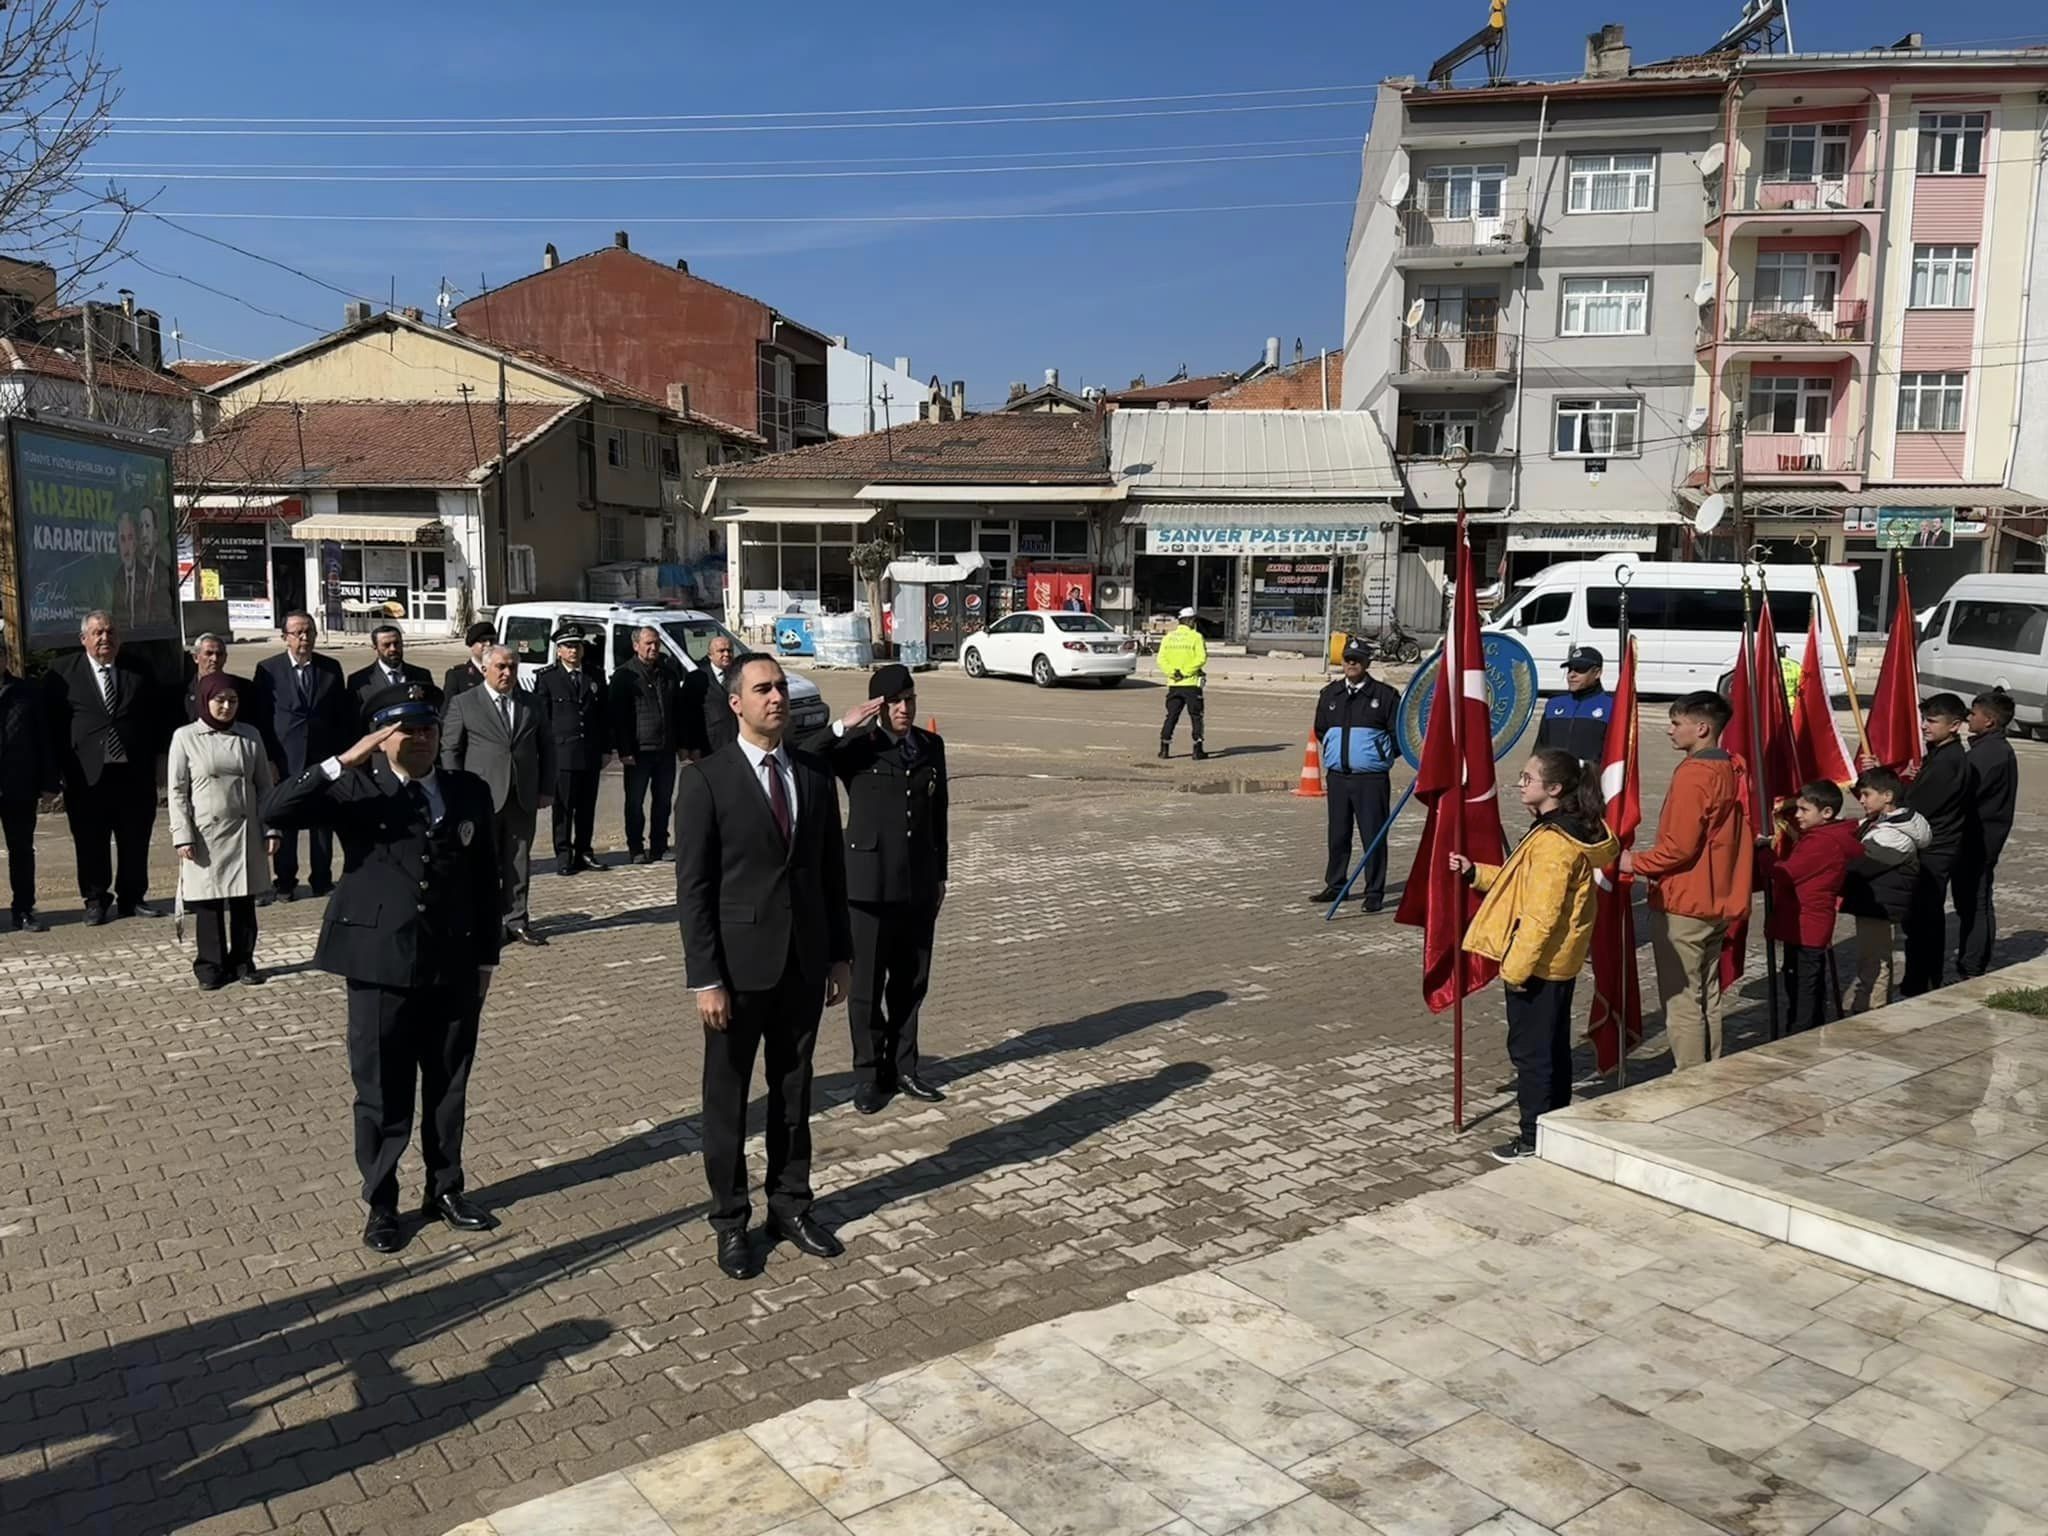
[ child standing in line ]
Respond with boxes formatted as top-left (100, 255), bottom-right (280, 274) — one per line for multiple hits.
top-left (1767, 781), bottom-right (1863, 1033)
top-left (1955, 689), bottom-right (2019, 979)
top-left (1840, 767), bottom-right (1930, 1012)
top-left (1902, 694), bottom-right (1978, 997)
top-left (1450, 748), bottom-right (1617, 1163)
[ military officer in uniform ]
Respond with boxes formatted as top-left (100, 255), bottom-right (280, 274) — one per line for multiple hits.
top-left (806, 663), bottom-right (949, 1113)
top-left (1311, 637), bottom-right (1401, 912)
top-left (261, 683), bottom-right (504, 1254)
top-left (533, 627), bottom-right (609, 875)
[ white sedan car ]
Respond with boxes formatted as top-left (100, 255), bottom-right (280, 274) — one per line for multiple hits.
top-left (960, 611), bottom-right (1139, 687)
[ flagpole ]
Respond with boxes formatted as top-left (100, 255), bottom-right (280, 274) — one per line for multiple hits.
top-left (1802, 532), bottom-right (1869, 762)
top-left (1744, 555), bottom-right (1785, 1043)
top-left (1614, 575), bottom-right (1634, 1090)
top-left (1451, 468), bottom-right (1468, 1136)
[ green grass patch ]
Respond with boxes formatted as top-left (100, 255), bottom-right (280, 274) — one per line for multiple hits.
top-left (1984, 987), bottom-right (2048, 1018)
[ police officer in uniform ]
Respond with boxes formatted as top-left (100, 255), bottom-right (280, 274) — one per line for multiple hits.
top-left (1534, 646), bottom-right (1614, 765)
top-left (533, 628), bottom-right (609, 875)
top-left (1311, 638), bottom-right (1401, 911)
top-left (261, 683), bottom-right (504, 1254)
top-left (806, 663), bottom-right (949, 1114)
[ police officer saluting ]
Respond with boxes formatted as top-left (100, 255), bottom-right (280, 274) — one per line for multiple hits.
top-left (807, 663), bottom-right (949, 1113)
top-left (1312, 638), bottom-right (1401, 911)
top-left (261, 682), bottom-right (504, 1254)
top-left (1534, 647), bottom-right (1614, 765)
top-left (534, 628), bottom-right (609, 875)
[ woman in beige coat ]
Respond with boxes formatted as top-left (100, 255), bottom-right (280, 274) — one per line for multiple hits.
top-left (169, 673), bottom-right (279, 989)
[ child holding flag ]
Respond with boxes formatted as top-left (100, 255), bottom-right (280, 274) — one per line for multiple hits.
top-left (1449, 748), bottom-right (1617, 1163)
top-left (1767, 782), bottom-right (1862, 1033)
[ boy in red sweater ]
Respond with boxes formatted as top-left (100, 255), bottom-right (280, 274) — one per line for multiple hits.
top-left (1768, 781), bottom-right (1862, 1034)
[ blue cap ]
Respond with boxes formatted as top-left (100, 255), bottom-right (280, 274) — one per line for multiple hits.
top-left (368, 681), bottom-right (441, 728)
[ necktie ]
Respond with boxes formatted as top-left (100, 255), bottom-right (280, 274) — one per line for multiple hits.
top-left (99, 666), bottom-right (126, 764)
top-left (297, 666), bottom-right (311, 703)
top-left (498, 692), bottom-right (513, 734)
top-left (765, 754), bottom-right (792, 845)
top-left (407, 780), bottom-right (431, 826)
top-left (98, 664), bottom-right (117, 712)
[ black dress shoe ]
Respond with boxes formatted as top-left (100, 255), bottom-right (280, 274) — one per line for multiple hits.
top-left (197, 974), bottom-right (227, 992)
top-left (84, 905), bottom-right (111, 927)
top-left (557, 857), bottom-right (577, 877)
top-left (505, 925), bottom-right (549, 947)
top-left (363, 1209), bottom-right (405, 1254)
top-left (272, 885), bottom-right (297, 904)
top-left (11, 910), bottom-right (44, 933)
top-left (716, 1227), bottom-right (756, 1280)
top-left (1362, 897), bottom-right (1385, 914)
top-left (898, 1075), bottom-right (945, 1103)
top-left (578, 851), bottom-right (602, 871)
top-left (853, 1083), bottom-right (889, 1115)
top-left (119, 901), bottom-right (163, 919)
top-left (421, 1191), bottom-right (497, 1231)
top-left (767, 1210), bottom-right (844, 1259)
top-left (1157, 744), bottom-right (1170, 760)
top-left (309, 882), bottom-right (335, 898)
top-left (236, 963), bottom-right (265, 986)
top-left (1311, 886), bottom-right (1342, 904)
top-left (1192, 748), bottom-right (1210, 761)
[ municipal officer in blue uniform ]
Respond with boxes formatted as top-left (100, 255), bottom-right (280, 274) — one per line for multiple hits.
top-left (1312, 638), bottom-right (1401, 911)
top-left (261, 682), bottom-right (504, 1255)
top-left (1534, 646), bottom-right (1614, 765)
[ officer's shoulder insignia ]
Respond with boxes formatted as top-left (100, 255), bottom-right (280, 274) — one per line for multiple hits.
top-left (458, 819), bottom-right (476, 846)
top-left (1592, 708), bottom-right (1605, 719)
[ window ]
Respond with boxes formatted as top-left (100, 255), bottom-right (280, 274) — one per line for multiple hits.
top-left (1567, 152), bottom-right (1655, 213)
top-left (1415, 285), bottom-right (1468, 336)
top-left (502, 613), bottom-right (550, 663)
top-left (599, 514), bottom-right (628, 563)
top-left (1510, 591), bottom-right (1571, 628)
top-left (1050, 614), bottom-right (1113, 633)
top-left (1909, 246), bottom-right (1975, 309)
top-left (1762, 123), bottom-right (1851, 183)
top-left (1897, 372), bottom-right (1966, 432)
top-left (1553, 397), bottom-right (1640, 457)
top-left (660, 441), bottom-right (681, 479)
top-left (1922, 601), bottom-right (1951, 640)
top-left (606, 431), bottom-right (626, 468)
top-left (658, 617), bottom-right (742, 664)
top-left (1753, 251), bottom-right (1840, 312)
top-left (1053, 521), bottom-right (1089, 556)
top-left (1917, 112), bottom-right (1986, 175)
top-left (1423, 164), bottom-right (1506, 218)
top-left (1405, 408), bottom-right (1478, 456)
top-left (1747, 375), bottom-right (1833, 435)
top-left (640, 434), bottom-right (655, 469)
top-left (1560, 276), bottom-right (1648, 336)
top-left (1950, 600), bottom-right (2048, 655)
top-left (506, 545), bottom-right (537, 597)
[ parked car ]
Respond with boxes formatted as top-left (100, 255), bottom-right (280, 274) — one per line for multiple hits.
top-left (1916, 573), bottom-right (2048, 734)
top-left (492, 600), bottom-right (832, 735)
top-left (960, 611), bottom-right (1139, 688)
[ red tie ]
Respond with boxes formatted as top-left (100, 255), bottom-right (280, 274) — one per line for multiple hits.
top-left (765, 754), bottom-right (791, 844)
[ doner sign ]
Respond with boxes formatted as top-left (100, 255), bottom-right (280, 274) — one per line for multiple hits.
top-left (10, 425), bottom-right (176, 644)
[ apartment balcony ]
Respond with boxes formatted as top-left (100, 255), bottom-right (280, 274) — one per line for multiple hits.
top-left (791, 398), bottom-right (830, 440)
top-left (1389, 334), bottom-right (1516, 393)
top-left (1393, 193), bottom-right (1530, 270)
top-left (1401, 452), bottom-right (1513, 511)
top-left (1712, 299), bottom-right (1871, 364)
top-left (1710, 172), bottom-right (1883, 237)
top-left (1739, 429), bottom-right (1864, 487)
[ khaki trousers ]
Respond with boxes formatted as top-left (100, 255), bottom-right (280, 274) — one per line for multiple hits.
top-left (1651, 910), bottom-right (1727, 1070)
top-left (1850, 916), bottom-right (1896, 1014)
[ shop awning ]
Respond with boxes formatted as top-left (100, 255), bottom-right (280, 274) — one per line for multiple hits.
top-left (717, 506), bottom-right (878, 526)
top-left (1123, 501), bottom-right (1398, 527)
top-left (289, 512), bottom-right (445, 544)
top-left (1675, 486), bottom-right (2048, 509)
top-left (884, 553), bottom-right (987, 584)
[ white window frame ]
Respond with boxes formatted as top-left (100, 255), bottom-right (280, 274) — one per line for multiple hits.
top-left (1422, 164), bottom-right (1506, 218)
top-left (1746, 374), bottom-right (1833, 435)
top-left (1762, 123), bottom-right (1851, 183)
top-left (1753, 250), bottom-right (1841, 313)
top-left (1566, 152), bottom-right (1656, 213)
top-left (1909, 245), bottom-right (1976, 309)
top-left (1553, 397), bottom-right (1641, 458)
top-left (1896, 372), bottom-right (1966, 433)
top-left (1917, 112), bottom-right (1986, 175)
top-left (1415, 284), bottom-right (1469, 337)
top-left (1407, 408), bottom-right (1479, 457)
top-left (1560, 275), bottom-right (1649, 336)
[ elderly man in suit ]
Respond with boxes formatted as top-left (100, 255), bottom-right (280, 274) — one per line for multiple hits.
top-left (681, 632), bottom-right (741, 760)
top-left (676, 655), bottom-right (852, 1280)
top-left (442, 645), bottom-right (555, 946)
top-left (44, 610), bottom-right (170, 924)
top-left (347, 624), bottom-right (436, 731)
top-left (250, 611), bottom-right (351, 901)
top-left (183, 633), bottom-right (232, 723)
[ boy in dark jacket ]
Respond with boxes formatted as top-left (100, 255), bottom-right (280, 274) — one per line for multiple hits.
top-left (0, 655), bottom-right (59, 932)
top-left (1954, 689), bottom-right (2018, 978)
top-left (1902, 694), bottom-right (1977, 996)
top-left (1768, 781), bottom-right (1862, 1033)
top-left (1843, 767), bottom-right (1930, 1012)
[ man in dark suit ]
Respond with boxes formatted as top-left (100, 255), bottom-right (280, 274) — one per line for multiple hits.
top-left (249, 610), bottom-right (350, 900)
top-left (681, 632), bottom-right (741, 760)
top-left (805, 664), bottom-right (949, 1114)
top-left (183, 633), bottom-right (231, 722)
top-left (43, 610), bottom-right (169, 924)
top-left (676, 655), bottom-right (852, 1280)
top-left (346, 624), bottom-right (436, 731)
top-left (533, 628), bottom-right (608, 875)
top-left (441, 645), bottom-right (555, 946)
top-left (261, 683), bottom-right (503, 1253)
top-left (609, 625), bottom-right (683, 863)
top-left (2, 631), bottom-right (59, 933)
top-left (442, 622), bottom-right (496, 707)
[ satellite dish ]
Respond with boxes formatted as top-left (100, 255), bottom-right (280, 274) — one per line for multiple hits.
top-left (1388, 169), bottom-right (1411, 207)
top-left (1699, 143), bottom-right (1726, 177)
top-left (1693, 278), bottom-right (1717, 307)
top-left (1695, 493), bottom-right (1728, 534)
top-left (1686, 404), bottom-right (1710, 433)
top-left (1404, 298), bottom-right (1427, 329)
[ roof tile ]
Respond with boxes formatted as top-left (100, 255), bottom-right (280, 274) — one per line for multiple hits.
top-left (177, 401), bottom-right (572, 489)
top-left (714, 413), bottom-right (1108, 484)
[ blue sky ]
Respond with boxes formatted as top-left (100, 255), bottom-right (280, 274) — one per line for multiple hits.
top-left (82, 0), bottom-right (2044, 406)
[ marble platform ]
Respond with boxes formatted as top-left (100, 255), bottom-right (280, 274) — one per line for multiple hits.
top-left (1540, 960), bottom-right (2048, 1333)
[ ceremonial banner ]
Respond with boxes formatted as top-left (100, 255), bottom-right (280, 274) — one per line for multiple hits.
top-left (1588, 636), bottom-right (1641, 1075)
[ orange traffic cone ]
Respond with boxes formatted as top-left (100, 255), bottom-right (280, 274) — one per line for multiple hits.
top-left (1293, 735), bottom-right (1324, 798)
top-left (927, 715), bottom-right (938, 734)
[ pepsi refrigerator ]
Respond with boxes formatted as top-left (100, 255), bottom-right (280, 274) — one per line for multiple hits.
top-left (925, 583), bottom-right (963, 661)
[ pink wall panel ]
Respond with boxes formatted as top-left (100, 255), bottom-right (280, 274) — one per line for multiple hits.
top-left (1900, 311), bottom-right (1974, 370)
top-left (1910, 177), bottom-right (1985, 242)
top-left (1893, 432), bottom-right (1968, 478)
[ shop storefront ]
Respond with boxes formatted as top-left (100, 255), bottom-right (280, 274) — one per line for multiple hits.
top-left (900, 510), bottom-right (1095, 622)
top-left (1503, 514), bottom-right (1676, 584)
top-left (175, 495), bottom-right (307, 634)
top-left (291, 512), bottom-right (458, 637)
top-left (719, 507), bottom-right (873, 630)
top-left (1129, 509), bottom-right (1395, 651)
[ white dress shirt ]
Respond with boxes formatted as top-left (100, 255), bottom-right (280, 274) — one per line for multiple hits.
top-left (736, 735), bottom-right (797, 833)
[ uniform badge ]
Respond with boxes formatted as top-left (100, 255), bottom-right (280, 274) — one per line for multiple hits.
top-left (458, 819), bottom-right (476, 846)
top-left (1592, 708), bottom-right (1606, 719)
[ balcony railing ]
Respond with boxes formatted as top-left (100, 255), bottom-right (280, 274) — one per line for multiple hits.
top-left (1394, 191), bottom-right (1530, 258)
top-left (1393, 333), bottom-right (1515, 376)
top-left (1722, 171), bottom-right (1881, 215)
top-left (791, 398), bottom-right (829, 438)
top-left (1722, 299), bottom-right (1868, 345)
top-left (1741, 429), bottom-right (1863, 477)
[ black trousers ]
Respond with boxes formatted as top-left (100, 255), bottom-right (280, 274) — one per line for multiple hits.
top-left (623, 753), bottom-right (676, 857)
top-left (64, 763), bottom-right (156, 910)
top-left (701, 957), bottom-right (822, 1233)
top-left (1324, 771), bottom-right (1392, 898)
top-left (2, 795), bottom-right (35, 914)
top-left (848, 899), bottom-right (937, 1088)
top-left (1782, 942), bottom-right (1829, 1034)
top-left (1505, 977), bottom-right (1576, 1146)
top-left (272, 821), bottom-right (334, 893)
top-left (1901, 859), bottom-right (1954, 998)
top-left (1953, 858), bottom-right (1998, 979)
top-left (191, 896), bottom-right (257, 986)
top-left (551, 766), bottom-right (601, 860)
top-left (1161, 689), bottom-right (1205, 749)
top-left (346, 978), bottom-right (480, 1210)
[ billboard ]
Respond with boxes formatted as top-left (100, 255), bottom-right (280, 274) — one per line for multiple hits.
top-left (9, 425), bottom-right (176, 645)
top-left (1875, 507), bottom-right (1954, 550)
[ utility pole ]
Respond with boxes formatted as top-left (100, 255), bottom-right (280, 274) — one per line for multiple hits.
top-left (496, 358), bottom-right (511, 607)
top-left (1728, 407), bottom-right (1747, 557)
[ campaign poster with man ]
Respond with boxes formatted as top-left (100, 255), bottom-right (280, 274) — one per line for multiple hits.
top-left (9, 425), bottom-right (177, 644)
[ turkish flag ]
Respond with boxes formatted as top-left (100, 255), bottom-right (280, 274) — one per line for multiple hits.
top-left (1588, 635), bottom-right (1642, 1074)
top-left (1865, 567), bottom-right (1923, 776)
top-left (1396, 513), bottom-right (1507, 1013)
top-left (1719, 597), bottom-right (1796, 990)
top-left (1792, 610), bottom-right (1856, 786)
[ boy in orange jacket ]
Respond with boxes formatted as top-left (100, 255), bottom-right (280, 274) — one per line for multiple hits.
top-left (1620, 691), bottom-right (1752, 1069)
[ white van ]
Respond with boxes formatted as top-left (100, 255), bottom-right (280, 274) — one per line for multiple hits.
top-left (491, 601), bottom-right (832, 735)
top-left (1485, 556), bottom-right (1858, 697)
top-left (1916, 573), bottom-right (2048, 730)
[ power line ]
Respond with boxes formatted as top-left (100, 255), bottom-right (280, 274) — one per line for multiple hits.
top-left (86, 200), bottom-right (1358, 226)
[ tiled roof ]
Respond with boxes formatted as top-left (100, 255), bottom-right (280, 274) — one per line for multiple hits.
top-left (2, 338), bottom-right (195, 398)
top-left (714, 413), bottom-right (1109, 484)
top-left (177, 400), bottom-right (575, 489)
top-left (169, 360), bottom-right (257, 388)
top-left (1105, 374), bottom-right (1240, 406)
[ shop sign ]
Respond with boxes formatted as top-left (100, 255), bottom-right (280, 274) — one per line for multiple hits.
top-left (1148, 524), bottom-right (1382, 556)
top-left (1506, 522), bottom-right (1659, 552)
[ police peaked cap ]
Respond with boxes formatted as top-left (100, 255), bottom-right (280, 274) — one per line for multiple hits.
top-left (367, 681), bottom-right (442, 728)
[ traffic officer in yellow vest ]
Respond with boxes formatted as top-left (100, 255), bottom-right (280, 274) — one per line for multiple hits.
top-left (1157, 607), bottom-right (1209, 761)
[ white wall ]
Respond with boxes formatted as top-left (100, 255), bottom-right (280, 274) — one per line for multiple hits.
top-left (827, 346), bottom-right (928, 437)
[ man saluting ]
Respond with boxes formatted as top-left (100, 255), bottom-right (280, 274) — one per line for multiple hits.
top-left (262, 683), bottom-right (503, 1254)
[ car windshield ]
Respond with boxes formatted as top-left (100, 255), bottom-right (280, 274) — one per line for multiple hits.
top-left (1049, 615), bottom-right (1113, 633)
top-left (659, 618), bottom-right (743, 664)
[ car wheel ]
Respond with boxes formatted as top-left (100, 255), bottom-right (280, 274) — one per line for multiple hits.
top-left (1031, 654), bottom-right (1057, 688)
top-left (1095, 675), bottom-right (1123, 688)
top-left (963, 647), bottom-right (987, 678)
